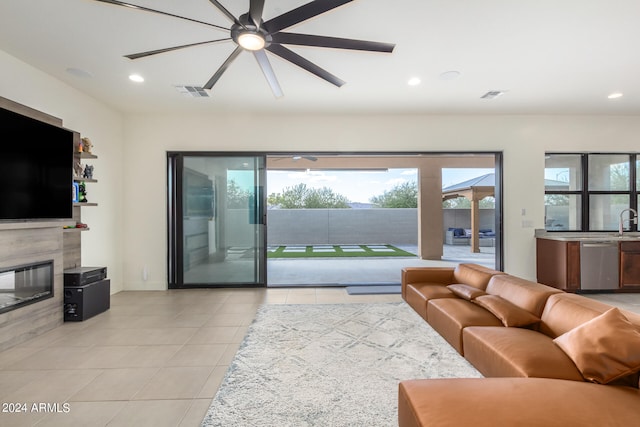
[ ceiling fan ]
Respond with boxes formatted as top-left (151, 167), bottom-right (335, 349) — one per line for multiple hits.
top-left (92, 0), bottom-right (396, 98)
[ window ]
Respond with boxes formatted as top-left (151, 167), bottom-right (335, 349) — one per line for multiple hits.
top-left (545, 153), bottom-right (638, 231)
top-left (544, 154), bottom-right (582, 230)
top-left (588, 154), bottom-right (629, 191)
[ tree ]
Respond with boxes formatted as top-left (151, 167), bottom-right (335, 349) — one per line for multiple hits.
top-left (609, 162), bottom-right (632, 205)
top-left (268, 183), bottom-right (350, 208)
top-left (268, 183), bottom-right (307, 208)
top-left (610, 162), bottom-right (630, 191)
top-left (227, 179), bottom-right (252, 208)
top-left (544, 194), bottom-right (570, 207)
top-left (369, 181), bottom-right (418, 208)
top-left (304, 187), bottom-right (351, 208)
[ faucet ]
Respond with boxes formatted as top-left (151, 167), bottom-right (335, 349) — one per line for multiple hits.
top-left (619, 208), bottom-right (638, 236)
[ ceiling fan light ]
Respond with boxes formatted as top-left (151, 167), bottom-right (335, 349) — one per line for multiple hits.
top-left (238, 32), bottom-right (265, 51)
top-left (128, 74), bottom-right (144, 83)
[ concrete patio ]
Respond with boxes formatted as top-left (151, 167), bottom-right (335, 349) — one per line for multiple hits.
top-left (267, 244), bottom-right (496, 286)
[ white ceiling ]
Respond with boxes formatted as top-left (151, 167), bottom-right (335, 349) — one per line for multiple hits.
top-left (1, 0), bottom-right (639, 115)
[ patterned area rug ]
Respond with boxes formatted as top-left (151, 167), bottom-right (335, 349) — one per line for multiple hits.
top-left (345, 285), bottom-right (401, 295)
top-left (201, 303), bottom-right (481, 427)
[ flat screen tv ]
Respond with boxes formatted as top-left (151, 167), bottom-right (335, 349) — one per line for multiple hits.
top-left (0, 107), bottom-right (74, 220)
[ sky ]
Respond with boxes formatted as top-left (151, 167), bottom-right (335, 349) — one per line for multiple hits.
top-left (266, 168), bottom-right (494, 203)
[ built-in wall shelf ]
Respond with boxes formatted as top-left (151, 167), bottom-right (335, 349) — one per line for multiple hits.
top-left (74, 203), bottom-right (98, 207)
top-left (63, 227), bottom-right (90, 233)
top-left (74, 178), bottom-right (97, 183)
top-left (78, 152), bottom-right (97, 159)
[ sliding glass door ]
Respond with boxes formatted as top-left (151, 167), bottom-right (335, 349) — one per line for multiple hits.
top-left (168, 153), bottom-right (266, 288)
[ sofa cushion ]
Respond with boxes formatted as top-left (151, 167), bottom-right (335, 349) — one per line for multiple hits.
top-left (540, 293), bottom-right (640, 339)
top-left (449, 227), bottom-right (465, 237)
top-left (473, 295), bottom-right (540, 327)
top-left (405, 284), bottom-right (456, 320)
top-left (447, 284), bottom-right (486, 301)
top-left (484, 274), bottom-right (562, 317)
top-left (427, 299), bottom-right (503, 354)
top-left (462, 326), bottom-right (584, 380)
top-left (553, 308), bottom-right (640, 384)
top-left (451, 263), bottom-right (503, 290)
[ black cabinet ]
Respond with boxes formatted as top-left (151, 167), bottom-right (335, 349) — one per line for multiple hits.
top-left (64, 279), bottom-right (110, 321)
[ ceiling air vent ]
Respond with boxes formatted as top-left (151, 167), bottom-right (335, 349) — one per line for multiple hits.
top-left (174, 85), bottom-right (209, 98)
top-left (481, 90), bottom-right (505, 100)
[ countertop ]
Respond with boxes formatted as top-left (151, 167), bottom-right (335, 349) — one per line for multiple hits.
top-left (535, 229), bottom-right (640, 242)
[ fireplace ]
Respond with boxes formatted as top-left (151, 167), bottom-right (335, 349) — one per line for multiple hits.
top-left (0, 260), bottom-right (54, 315)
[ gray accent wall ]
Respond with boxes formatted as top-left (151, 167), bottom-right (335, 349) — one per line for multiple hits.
top-left (266, 208), bottom-right (419, 246)
top-left (242, 209), bottom-right (495, 246)
top-left (232, 208), bottom-right (497, 247)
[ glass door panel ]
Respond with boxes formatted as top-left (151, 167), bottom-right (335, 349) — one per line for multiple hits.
top-left (169, 154), bottom-right (266, 287)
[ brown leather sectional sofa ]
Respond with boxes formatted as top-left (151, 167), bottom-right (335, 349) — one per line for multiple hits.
top-left (399, 263), bottom-right (640, 427)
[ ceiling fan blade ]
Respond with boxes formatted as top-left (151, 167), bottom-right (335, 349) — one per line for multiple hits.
top-left (291, 155), bottom-right (317, 161)
top-left (253, 50), bottom-right (284, 98)
top-left (271, 32), bottom-right (395, 53)
top-left (208, 0), bottom-right (241, 25)
top-left (203, 46), bottom-right (242, 90)
top-left (124, 39), bottom-right (231, 60)
top-left (263, 0), bottom-right (353, 33)
top-left (267, 44), bottom-right (345, 87)
top-left (250, 0), bottom-right (265, 29)
top-left (91, 0), bottom-right (228, 31)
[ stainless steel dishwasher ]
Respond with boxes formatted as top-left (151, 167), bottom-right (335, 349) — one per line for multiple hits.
top-left (580, 241), bottom-right (619, 290)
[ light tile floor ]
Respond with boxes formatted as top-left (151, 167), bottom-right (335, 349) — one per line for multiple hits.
top-left (1, 287), bottom-right (639, 427)
top-left (0, 288), bottom-right (401, 427)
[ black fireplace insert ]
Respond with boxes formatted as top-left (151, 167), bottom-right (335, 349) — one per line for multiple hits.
top-left (0, 260), bottom-right (53, 315)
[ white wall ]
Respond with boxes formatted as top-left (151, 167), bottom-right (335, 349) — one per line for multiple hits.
top-left (4, 48), bottom-right (640, 289)
top-left (0, 51), bottom-right (126, 293)
top-left (123, 113), bottom-right (640, 287)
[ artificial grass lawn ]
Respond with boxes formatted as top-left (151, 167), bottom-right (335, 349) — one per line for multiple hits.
top-left (267, 244), bottom-right (416, 259)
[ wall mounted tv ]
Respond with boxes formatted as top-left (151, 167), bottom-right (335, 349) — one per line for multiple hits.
top-left (0, 107), bottom-right (74, 221)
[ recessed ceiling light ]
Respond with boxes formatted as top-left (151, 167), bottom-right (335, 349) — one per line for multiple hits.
top-left (608, 92), bottom-right (623, 99)
top-left (129, 74), bottom-right (144, 83)
top-left (439, 70), bottom-right (461, 81)
top-left (407, 77), bottom-right (421, 86)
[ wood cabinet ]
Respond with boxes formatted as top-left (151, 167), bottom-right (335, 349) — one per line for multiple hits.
top-left (536, 238), bottom-right (581, 291)
top-left (538, 237), bottom-right (640, 292)
top-left (620, 241), bottom-right (640, 290)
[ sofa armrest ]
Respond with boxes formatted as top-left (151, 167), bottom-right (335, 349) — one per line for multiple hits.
top-left (402, 267), bottom-right (456, 285)
top-left (402, 267), bottom-right (455, 295)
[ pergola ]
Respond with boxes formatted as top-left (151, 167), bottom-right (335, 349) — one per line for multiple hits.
top-left (442, 173), bottom-right (495, 253)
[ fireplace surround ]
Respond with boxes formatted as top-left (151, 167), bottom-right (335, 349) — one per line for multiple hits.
top-left (0, 222), bottom-right (66, 352)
